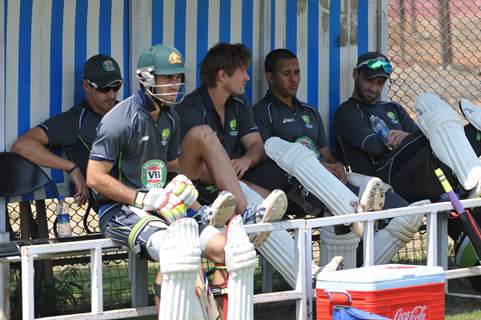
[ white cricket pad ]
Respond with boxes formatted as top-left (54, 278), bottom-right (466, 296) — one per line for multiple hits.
top-left (265, 137), bottom-right (358, 216)
top-left (374, 200), bottom-right (429, 264)
top-left (257, 230), bottom-right (296, 288)
top-left (319, 225), bottom-right (360, 269)
top-left (240, 182), bottom-right (316, 288)
top-left (224, 215), bottom-right (257, 320)
top-left (416, 93), bottom-right (481, 190)
top-left (460, 98), bottom-right (481, 131)
top-left (158, 218), bottom-right (201, 320)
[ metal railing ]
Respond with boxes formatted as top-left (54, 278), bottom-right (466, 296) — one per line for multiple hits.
top-left (9, 198), bottom-right (481, 320)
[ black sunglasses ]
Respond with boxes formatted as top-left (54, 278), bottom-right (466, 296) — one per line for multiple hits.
top-left (87, 79), bottom-right (123, 93)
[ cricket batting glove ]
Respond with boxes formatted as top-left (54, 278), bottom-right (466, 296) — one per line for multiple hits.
top-left (164, 174), bottom-right (198, 208)
top-left (142, 188), bottom-right (187, 224)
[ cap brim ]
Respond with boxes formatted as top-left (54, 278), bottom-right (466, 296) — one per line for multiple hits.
top-left (89, 74), bottom-right (123, 87)
top-left (361, 67), bottom-right (390, 79)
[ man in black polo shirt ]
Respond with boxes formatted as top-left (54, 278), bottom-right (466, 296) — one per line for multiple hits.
top-left (11, 54), bottom-right (124, 206)
top-left (334, 51), bottom-right (481, 273)
top-left (334, 51), bottom-right (481, 202)
top-left (176, 43), bottom-right (286, 217)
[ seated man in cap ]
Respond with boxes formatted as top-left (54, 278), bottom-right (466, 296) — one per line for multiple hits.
top-left (334, 51), bottom-right (481, 202)
top-left (11, 54), bottom-right (124, 208)
top-left (334, 51), bottom-right (481, 273)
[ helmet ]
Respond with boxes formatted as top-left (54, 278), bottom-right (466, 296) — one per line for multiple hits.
top-left (136, 44), bottom-right (189, 105)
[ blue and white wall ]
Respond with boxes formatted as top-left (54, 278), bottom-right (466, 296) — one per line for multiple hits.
top-left (2, 0), bottom-right (130, 198)
top-left (1, 0), bottom-right (384, 195)
top-left (130, 0), bottom-right (382, 139)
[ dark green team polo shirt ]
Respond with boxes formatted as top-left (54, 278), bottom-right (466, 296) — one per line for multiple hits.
top-left (176, 85), bottom-right (259, 159)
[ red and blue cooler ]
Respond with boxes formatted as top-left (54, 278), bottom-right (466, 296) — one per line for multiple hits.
top-left (316, 264), bottom-right (445, 320)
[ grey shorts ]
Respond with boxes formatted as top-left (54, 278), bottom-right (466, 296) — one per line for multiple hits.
top-left (100, 203), bottom-right (220, 260)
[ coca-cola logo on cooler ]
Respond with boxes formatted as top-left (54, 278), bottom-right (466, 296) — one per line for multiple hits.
top-left (393, 305), bottom-right (428, 320)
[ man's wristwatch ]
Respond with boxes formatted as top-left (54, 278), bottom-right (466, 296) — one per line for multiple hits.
top-left (134, 191), bottom-right (147, 208)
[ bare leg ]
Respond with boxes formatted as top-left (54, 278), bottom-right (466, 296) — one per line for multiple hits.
top-left (204, 232), bottom-right (228, 318)
top-left (154, 272), bottom-right (162, 312)
top-left (178, 125), bottom-right (247, 213)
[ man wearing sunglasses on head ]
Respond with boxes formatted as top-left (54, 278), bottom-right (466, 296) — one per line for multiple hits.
top-left (335, 51), bottom-right (481, 202)
top-left (335, 52), bottom-right (481, 290)
top-left (11, 54), bottom-right (123, 206)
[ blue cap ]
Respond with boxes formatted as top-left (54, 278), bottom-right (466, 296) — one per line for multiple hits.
top-left (58, 195), bottom-right (65, 201)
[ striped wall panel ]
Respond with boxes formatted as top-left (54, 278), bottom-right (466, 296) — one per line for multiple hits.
top-left (263, 0), bottom-right (379, 140)
top-left (2, 0), bottom-right (382, 199)
top-left (130, 0), bottom-right (380, 141)
top-left (3, 0), bottom-right (130, 199)
top-left (130, 0), bottom-right (262, 104)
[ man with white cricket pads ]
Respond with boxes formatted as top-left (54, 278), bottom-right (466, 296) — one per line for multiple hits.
top-left (87, 44), bottom-right (266, 319)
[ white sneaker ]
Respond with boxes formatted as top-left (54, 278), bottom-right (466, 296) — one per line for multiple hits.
top-left (195, 191), bottom-right (236, 228)
top-left (243, 189), bottom-right (288, 247)
top-left (358, 177), bottom-right (386, 212)
top-left (351, 177), bottom-right (386, 237)
top-left (460, 98), bottom-right (481, 131)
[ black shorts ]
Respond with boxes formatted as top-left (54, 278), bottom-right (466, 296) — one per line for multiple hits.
top-left (242, 158), bottom-right (291, 191)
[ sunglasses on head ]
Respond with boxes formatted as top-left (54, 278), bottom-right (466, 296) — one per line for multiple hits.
top-left (357, 58), bottom-right (393, 75)
top-left (87, 79), bottom-right (123, 93)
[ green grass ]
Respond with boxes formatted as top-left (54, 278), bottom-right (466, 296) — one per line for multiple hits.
top-left (445, 295), bottom-right (481, 320)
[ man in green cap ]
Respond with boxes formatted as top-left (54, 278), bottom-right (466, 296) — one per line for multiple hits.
top-left (86, 44), bottom-right (284, 317)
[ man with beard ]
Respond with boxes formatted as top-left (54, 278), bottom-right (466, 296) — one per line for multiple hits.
top-left (334, 51), bottom-right (481, 202)
top-left (334, 51), bottom-right (481, 285)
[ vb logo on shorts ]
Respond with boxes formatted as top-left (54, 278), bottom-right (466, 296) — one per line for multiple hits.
top-left (141, 159), bottom-right (167, 189)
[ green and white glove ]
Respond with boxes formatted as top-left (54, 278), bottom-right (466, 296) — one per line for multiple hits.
top-left (138, 188), bottom-right (187, 224)
top-left (164, 174), bottom-right (198, 208)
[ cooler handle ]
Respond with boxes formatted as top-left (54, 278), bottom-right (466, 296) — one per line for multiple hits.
top-left (324, 290), bottom-right (352, 316)
top-left (324, 290), bottom-right (352, 304)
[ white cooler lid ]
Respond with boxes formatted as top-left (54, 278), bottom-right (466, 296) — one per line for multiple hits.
top-left (316, 264), bottom-right (445, 291)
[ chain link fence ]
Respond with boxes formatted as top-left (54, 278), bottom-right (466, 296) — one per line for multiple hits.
top-left (387, 0), bottom-right (481, 117)
top-left (387, 0), bottom-right (481, 294)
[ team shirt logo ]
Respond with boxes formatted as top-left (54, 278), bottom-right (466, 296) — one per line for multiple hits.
top-left (229, 119), bottom-right (238, 136)
top-left (386, 111), bottom-right (399, 124)
top-left (161, 128), bottom-right (170, 146)
top-left (102, 60), bottom-right (116, 72)
top-left (141, 159), bottom-right (167, 189)
top-left (302, 115), bottom-right (313, 128)
top-left (282, 118), bottom-right (294, 124)
top-left (295, 136), bottom-right (320, 158)
top-left (168, 52), bottom-right (182, 64)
